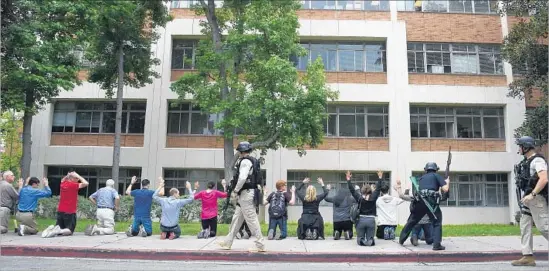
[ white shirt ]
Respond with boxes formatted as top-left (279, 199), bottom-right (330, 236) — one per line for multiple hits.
top-left (529, 156), bottom-right (547, 177)
top-left (376, 194), bottom-right (405, 226)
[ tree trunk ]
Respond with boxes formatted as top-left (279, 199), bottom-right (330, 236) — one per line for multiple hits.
top-left (20, 107), bottom-right (33, 180)
top-left (223, 136), bottom-right (235, 182)
top-left (112, 45), bottom-right (124, 186)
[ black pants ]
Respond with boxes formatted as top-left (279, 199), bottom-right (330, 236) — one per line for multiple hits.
top-left (399, 200), bottom-right (442, 247)
top-left (56, 212), bottom-right (77, 233)
top-left (333, 220), bottom-right (353, 238)
top-left (201, 216), bottom-right (218, 237)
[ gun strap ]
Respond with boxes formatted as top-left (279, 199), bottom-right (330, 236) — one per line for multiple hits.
top-left (410, 177), bottom-right (439, 214)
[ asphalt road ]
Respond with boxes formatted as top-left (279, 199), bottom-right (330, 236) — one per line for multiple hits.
top-left (0, 256), bottom-right (548, 271)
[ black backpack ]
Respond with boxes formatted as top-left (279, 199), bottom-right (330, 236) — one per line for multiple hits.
top-left (268, 191), bottom-right (286, 218)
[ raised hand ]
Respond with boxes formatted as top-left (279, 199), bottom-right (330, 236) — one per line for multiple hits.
top-left (131, 176), bottom-right (137, 184)
top-left (42, 178), bottom-right (49, 187)
top-left (303, 177), bottom-right (310, 184)
top-left (345, 171), bottom-right (352, 181)
top-left (291, 185), bottom-right (296, 193)
top-left (185, 181), bottom-right (191, 190)
top-left (17, 178), bottom-right (23, 188)
top-left (194, 181), bottom-right (200, 190)
top-left (377, 170), bottom-right (383, 179)
top-left (317, 177), bottom-right (324, 186)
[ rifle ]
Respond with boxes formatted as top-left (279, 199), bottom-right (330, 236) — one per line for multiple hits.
top-left (440, 146), bottom-right (452, 201)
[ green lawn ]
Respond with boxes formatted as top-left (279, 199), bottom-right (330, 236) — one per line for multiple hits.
top-left (8, 217), bottom-right (538, 237)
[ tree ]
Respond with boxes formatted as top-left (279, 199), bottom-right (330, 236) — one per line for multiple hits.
top-left (85, 0), bottom-right (171, 184)
top-left (0, 111), bottom-right (23, 178)
top-left (1, 0), bottom-right (92, 178)
top-left (500, 0), bottom-right (548, 144)
top-left (171, 0), bottom-right (338, 181)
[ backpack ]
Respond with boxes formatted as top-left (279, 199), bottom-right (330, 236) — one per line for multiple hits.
top-left (350, 200), bottom-right (361, 224)
top-left (234, 156), bottom-right (263, 188)
top-left (268, 191), bottom-right (286, 219)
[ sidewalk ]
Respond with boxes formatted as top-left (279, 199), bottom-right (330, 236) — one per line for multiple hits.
top-left (1, 233), bottom-right (547, 263)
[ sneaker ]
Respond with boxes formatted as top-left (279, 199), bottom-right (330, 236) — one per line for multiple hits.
top-left (204, 228), bottom-right (210, 239)
top-left (248, 247), bottom-right (266, 253)
top-left (305, 229), bottom-right (313, 240)
top-left (197, 230), bottom-right (204, 239)
top-left (274, 231), bottom-right (281, 240)
top-left (267, 229), bottom-right (274, 240)
top-left (511, 255), bottom-right (536, 266)
top-left (84, 225), bottom-right (97, 236)
top-left (160, 232), bottom-right (167, 240)
top-left (364, 237), bottom-right (374, 246)
top-left (312, 229), bottom-right (318, 240)
top-left (18, 225), bottom-right (25, 236)
top-left (168, 232), bottom-right (175, 240)
top-left (334, 231), bottom-right (341, 240)
top-left (242, 231), bottom-right (250, 239)
top-left (411, 235), bottom-right (419, 246)
top-left (125, 225), bottom-right (133, 237)
top-left (41, 225), bottom-right (54, 238)
top-left (217, 241), bottom-right (231, 250)
top-left (344, 231), bottom-right (350, 240)
top-left (138, 225), bottom-right (147, 237)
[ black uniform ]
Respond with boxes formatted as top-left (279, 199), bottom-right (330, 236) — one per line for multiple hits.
top-left (399, 171), bottom-right (446, 250)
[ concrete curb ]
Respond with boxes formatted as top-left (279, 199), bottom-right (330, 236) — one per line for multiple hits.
top-left (1, 245), bottom-right (547, 263)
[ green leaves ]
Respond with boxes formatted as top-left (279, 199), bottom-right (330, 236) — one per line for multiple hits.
top-left (171, 0), bottom-right (338, 154)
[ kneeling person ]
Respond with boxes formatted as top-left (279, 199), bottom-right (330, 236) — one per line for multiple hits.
top-left (85, 179), bottom-right (120, 236)
top-left (154, 179), bottom-right (194, 240)
top-left (17, 177), bottom-right (52, 236)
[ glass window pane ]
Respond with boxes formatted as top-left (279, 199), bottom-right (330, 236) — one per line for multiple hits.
top-left (190, 113), bottom-right (208, 134)
top-left (356, 115), bottom-right (365, 137)
top-left (167, 113), bottom-right (180, 134)
top-left (429, 116), bottom-right (447, 138)
top-left (102, 112), bottom-right (115, 133)
top-left (339, 51), bottom-right (356, 71)
top-left (479, 53), bottom-right (495, 74)
top-left (474, 0), bottom-right (490, 13)
top-left (128, 112), bottom-right (145, 133)
top-left (339, 106), bottom-right (355, 114)
top-left (75, 112), bottom-right (91, 133)
top-left (456, 117), bottom-right (473, 138)
top-left (91, 112), bottom-right (100, 133)
top-left (338, 115), bottom-right (356, 137)
top-left (472, 117), bottom-right (482, 138)
top-left (327, 115), bottom-right (336, 136)
top-left (366, 50), bottom-right (383, 72)
top-left (367, 115), bottom-right (384, 137)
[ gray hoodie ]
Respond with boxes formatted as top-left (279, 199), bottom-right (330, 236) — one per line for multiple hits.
top-left (325, 189), bottom-right (356, 222)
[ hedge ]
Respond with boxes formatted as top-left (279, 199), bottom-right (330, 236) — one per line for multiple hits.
top-left (36, 196), bottom-right (235, 223)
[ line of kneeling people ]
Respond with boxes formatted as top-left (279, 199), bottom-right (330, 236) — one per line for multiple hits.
top-left (5, 170), bottom-right (430, 246)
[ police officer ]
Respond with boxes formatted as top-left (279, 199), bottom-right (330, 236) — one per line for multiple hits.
top-left (511, 136), bottom-right (548, 267)
top-left (398, 162), bottom-right (449, 251)
top-left (217, 142), bottom-right (265, 252)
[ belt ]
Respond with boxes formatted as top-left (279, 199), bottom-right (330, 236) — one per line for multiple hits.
top-left (98, 206), bottom-right (114, 210)
top-left (18, 210), bottom-right (33, 213)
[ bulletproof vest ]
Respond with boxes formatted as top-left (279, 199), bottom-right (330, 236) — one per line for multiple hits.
top-left (233, 156), bottom-right (261, 191)
top-left (517, 153), bottom-right (548, 198)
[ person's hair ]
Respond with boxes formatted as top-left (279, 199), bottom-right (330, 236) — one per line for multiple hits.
top-left (380, 184), bottom-right (389, 194)
top-left (169, 188), bottom-right (179, 196)
top-left (141, 179), bottom-right (150, 187)
top-left (2, 171), bottom-right (13, 179)
top-left (28, 177), bottom-right (40, 186)
top-left (106, 179), bottom-right (115, 187)
top-left (207, 181), bottom-right (215, 189)
top-left (361, 184), bottom-right (372, 195)
top-left (275, 180), bottom-right (287, 190)
top-left (304, 185), bottom-right (317, 202)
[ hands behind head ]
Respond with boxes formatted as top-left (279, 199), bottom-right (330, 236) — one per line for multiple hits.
top-left (345, 170), bottom-right (352, 181)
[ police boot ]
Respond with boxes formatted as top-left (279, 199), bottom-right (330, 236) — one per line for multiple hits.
top-left (511, 255), bottom-right (536, 266)
top-left (432, 243), bottom-right (446, 251)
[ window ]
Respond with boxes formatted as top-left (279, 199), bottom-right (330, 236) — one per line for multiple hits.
top-left (398, 0), bottom-right (498, 14)
top-left (410, 106), bottom-right (505, 139)
top-left (326, 104), bottom-right (388, 137)
top-left (172, 40), bottom-right (199, 70)
top-left (71, 46), bottom-right (93, 68)
top-left (411, 172), bottom-right (509, 207)
top-left (52, 102), bottom-right (146, 134)
top-left (163, 168), bottom-right (267, 195)
top-left (287, 171), bottom-right (391, 206)
top-left (46, 166), bottom-right (142, 197)
top-left (171, 0), bottom-right (222, 8)
top-left (297, 42), bottom-right (386, 72)
top-left (301, 0), bottom-right (389, 11)
top-left (407, 43), bottom-right (503, 75)
top-left (167, 103), bottom-right (224, 135)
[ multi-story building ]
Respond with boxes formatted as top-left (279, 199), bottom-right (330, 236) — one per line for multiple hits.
top-left (28, 0), bottom-right (536, 224)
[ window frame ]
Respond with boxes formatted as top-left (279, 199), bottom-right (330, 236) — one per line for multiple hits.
top-left (410, 106), bottom-right (505, 139)
top-left (326, 104), bottom-right (389, 138)
top-left (298, 42), bottom-right (387, 73)
top-left (52, 101), bottom-right (147, 134)
top-left (171, 40), bottom-right (199, 70)
top-left (300, 0), bottom-right (390, 11)
top-left (398, 0), bottom-right (498, 14)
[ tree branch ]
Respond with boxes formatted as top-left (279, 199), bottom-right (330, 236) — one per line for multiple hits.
top-left (228, 131), bottom-right (281, 170)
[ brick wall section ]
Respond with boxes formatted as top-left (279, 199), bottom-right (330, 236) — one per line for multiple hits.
top-left (296, 10), bottom-right (390, 20)
top-left (171, 70), bottom-right (199, 81)
top-left (399, 12), bottom-right (502, 43)
top-left (409, 74), bottom-right (507, 87)
top-left (170, 9), bottom-right (203, 19)
top-left (525, 87), bottom-right (545, 108)
top-left (411, 139), bottom-right (506, 152)
top-left (166, 135), bottom-right (244, 148)
top-left (299, 72), bottom-right (387, 84)
top-left (50, 134), bottom-right (144, 147)
top-left (289, 138), bottom-right (389, 151)
top-left (77, 70), bottom-right (89, 81)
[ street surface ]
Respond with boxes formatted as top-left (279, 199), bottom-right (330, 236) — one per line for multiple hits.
top-left (0, 256), bottom-right (548, 271)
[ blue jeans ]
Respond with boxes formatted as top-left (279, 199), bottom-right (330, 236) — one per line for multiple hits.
top-left (131, 216), bottom-right (152, 236)
top-left (268, 217), bottom-right (287, 239)
top-left (412, 223), bottom-right (433, 244)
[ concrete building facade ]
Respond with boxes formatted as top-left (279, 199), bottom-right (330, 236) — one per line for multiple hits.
top-left (28, 0), bottom-right (535, 225)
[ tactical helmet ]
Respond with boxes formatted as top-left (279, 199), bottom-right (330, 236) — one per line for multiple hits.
top-left (424, 162), bottom-right (439, 172)
top-left (236, 141), bottom-right (252, 153)
top-left (515, 136), bottom-right (536, 149)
